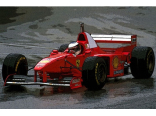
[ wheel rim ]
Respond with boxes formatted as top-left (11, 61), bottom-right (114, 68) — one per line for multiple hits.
top-left (148, 54), bottom-right (154, 72)
top-left (97, 64), bottom-right (106, 83)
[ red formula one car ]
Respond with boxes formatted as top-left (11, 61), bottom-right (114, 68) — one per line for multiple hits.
top-left (2, 23), bottom-right (155, 90)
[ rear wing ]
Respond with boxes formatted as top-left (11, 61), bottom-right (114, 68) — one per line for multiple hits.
top-left (91, 34), bottom-right (137, 44)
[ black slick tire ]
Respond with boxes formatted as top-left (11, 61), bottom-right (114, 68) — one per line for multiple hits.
top-left (82, 57), bottom-right (107, 90)
top-left (58, 44), bottom-right (69, 52)
top-left (130, 46), bottom-right (155, 79)
top-left (2, 53), bottom-right (28, 82)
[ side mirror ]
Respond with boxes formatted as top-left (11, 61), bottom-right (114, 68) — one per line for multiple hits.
top-left (50, 49), bottom-right (59, 56)
top-left (53, 49), bottom-right (58, 54)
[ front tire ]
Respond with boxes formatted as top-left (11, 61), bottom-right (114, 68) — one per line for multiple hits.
top-left (82, 57), bottom-right (107, 90)
top-left (2, 53), bottom-right (28, 82)
top-left (130, 46), bottom-right (155, 79)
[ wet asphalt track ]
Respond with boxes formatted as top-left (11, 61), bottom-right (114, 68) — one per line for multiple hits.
top-left (1, 7), bottom-right (156, 109)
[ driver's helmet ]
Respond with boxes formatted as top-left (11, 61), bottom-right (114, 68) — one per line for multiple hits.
top-left (68, 42), bottom-right (81, 54)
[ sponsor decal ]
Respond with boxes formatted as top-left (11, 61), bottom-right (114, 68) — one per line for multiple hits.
top-left (74, 84), bottom-right (81, 87)
top-left (120, 61), bottom-right (124, 64)
top-left (114, 69), bottom-right (123, 75)
top-left (36, 64), bottom-right (45, 68)
top-left (39, 58), bottom-right (52, 64)
top-left (95, 63), bottom-right (100, 85)
top-left (76, 59), bottom-right (80, 67)
top-left (36, 58), bottom-right (53, 68)
top-left (72, 78), bottom-right (80, 84)
top-left (132, 38), bottom-right (136, 42)
top-left (15, 57), bottom-right (26, 72)
top-left (113, 56), bottom-right (119, 69)
top-left (85, 44), bottom-right (89, 49)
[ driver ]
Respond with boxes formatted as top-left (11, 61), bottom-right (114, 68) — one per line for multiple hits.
top-left (68, 42), bottom-right (81, 55)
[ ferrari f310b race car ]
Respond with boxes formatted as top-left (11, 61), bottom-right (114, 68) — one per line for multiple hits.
top-left (2, 23), bottom-right (155, 90)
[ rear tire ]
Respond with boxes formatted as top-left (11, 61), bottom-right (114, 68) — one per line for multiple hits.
top-left (58, 44), bottom-right (68, 52)
top-left (130, 46), bottom-right (155, 79)
top-left (82, 57), bottom-right (107, 90)
top-left (2, 53), bottom-right (28, 82)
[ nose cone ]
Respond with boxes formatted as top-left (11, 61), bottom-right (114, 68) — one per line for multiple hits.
top-left (34, 58), bottom-right (54, 70)
top-left (34, 53), bottom-right (68, 71)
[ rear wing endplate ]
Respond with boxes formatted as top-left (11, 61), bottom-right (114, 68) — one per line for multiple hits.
top-left (91, 34), bottom-right (137, 44)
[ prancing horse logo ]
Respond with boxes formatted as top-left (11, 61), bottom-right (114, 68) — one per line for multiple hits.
top-left (76, 59), bottom-right (80, 67)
